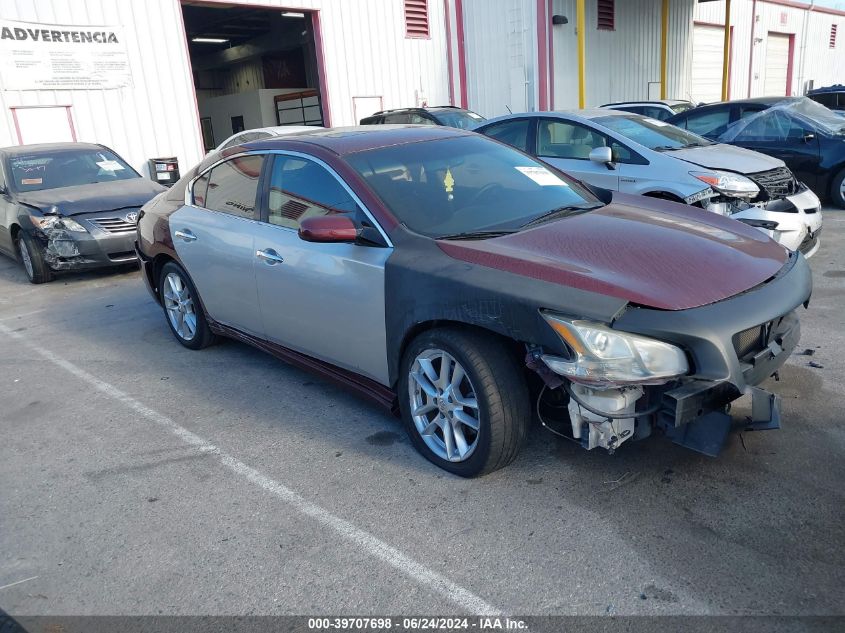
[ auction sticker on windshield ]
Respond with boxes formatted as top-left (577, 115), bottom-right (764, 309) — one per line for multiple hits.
top-left (515, 166), bottom-right (568, 187)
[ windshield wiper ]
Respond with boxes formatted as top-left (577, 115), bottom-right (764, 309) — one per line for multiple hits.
top-left (436, 229), bottom-right (517, 241)
top-left (521, 204), bottom-right (601, 229)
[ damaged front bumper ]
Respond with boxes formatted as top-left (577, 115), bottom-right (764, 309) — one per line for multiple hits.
top-left (537, 251), bottom-right (812, 456)
top-left (705, 186), bottom-right (823, 257)
top-left (32, 215), bottom-right (138, 271)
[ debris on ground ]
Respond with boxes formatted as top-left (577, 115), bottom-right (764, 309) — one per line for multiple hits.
top-left (808, 361), bottom-right (824, 369)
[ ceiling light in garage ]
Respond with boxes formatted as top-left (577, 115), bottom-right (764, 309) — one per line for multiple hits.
top-left (192, 37), bottom-right (229, 43)
top-left (282, 12), bottom-right (306, 18)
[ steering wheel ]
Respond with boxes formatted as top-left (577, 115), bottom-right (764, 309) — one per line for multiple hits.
top-left (466, 183), bottom-right (505, 206)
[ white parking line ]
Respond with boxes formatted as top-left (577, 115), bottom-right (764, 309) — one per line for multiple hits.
top-left (0, 322), bottom-right (500, 615)
top-left (0, 576), bottom-right (39, 591)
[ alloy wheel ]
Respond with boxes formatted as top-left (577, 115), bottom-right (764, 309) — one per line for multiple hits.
top-left (163, 271), bottom-right (197, 341)
top-left (18, 239), bottom-right (34, 280)
top-left (408, 348), bottom-right (481, 462)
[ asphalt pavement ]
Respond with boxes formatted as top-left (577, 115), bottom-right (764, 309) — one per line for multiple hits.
top-left (1, 210), bottom-right (843, 619)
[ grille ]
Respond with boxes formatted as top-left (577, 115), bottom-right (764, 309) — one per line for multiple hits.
top-left (749, 166), bottom-right (797, 199)
top-left (734, 325), bottom-right (765, 360)
top-left (92, 217), bottom-right (136, 234)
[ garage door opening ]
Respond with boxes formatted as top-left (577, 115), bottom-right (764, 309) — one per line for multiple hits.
top-left (181, 2), bottom-right (328, 152)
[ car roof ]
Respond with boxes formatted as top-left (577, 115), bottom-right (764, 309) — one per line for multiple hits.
top-left (696, 96), bottom-right (802, 109)
top-left (0, 141), bottom-right (106, 156)
top-left (601, 100), bottom-right (689, 107)
top-left (242, 124), bottom-right (473, 156)
top-left (368, 106), bottom-right (476, 116)
top-left (252, 125), bottom-right (322, 135)
top-left (808, 84), bottom-right (845, 94)
top-left (479, 109), bottom-right (640, 129)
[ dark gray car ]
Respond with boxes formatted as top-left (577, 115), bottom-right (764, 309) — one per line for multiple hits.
top-left (0, 142), bottom-right (165, 283)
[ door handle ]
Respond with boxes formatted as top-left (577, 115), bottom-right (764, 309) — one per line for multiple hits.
top-left (174, 229), bottom-right (197, 242)
top-left (256, 248), bottom-right (284, 265)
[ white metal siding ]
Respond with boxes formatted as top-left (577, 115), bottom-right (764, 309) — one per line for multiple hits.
top-left (0, 0), bottom-right (451, 175)
top-left (763, 32), bottom-right (790, 96)
top-left (0, 0), bottom-right (205, 177)
top-left (550, 0), bottom-right (694, 110)
top-left (461, 0), bottom-right (538, 118)
top-left (691, 24), bottom-right (726, 104)
top-left (693, 0), bottom-right (845, 99)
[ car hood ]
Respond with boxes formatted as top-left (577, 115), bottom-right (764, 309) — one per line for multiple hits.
top-left (15, 178), bottom-right (166, 216)
top-left (670, 143), bottom-right (784, 174)
top-left (436, 193), bottom-right (789, 311)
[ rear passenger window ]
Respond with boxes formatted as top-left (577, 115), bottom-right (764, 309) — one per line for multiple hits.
top-left (383, 113), bottom-right (411, 124)
top-left (199, 155), bottom-right (264, 219)
top-left (642, 106), bottom-right (669, 120)
top-left (681, 109), bottom-right (731, 137)
top-left (481, 119), bottom-right (531, 153)
top-left (265, 155), bottom-right (358, 230)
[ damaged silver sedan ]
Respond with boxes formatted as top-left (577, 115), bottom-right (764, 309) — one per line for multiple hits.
top-left (0, 142), bottom-right (165, 283)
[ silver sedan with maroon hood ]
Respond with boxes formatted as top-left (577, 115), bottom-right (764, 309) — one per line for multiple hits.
top-left (135, 126), bottom-right (812, 477)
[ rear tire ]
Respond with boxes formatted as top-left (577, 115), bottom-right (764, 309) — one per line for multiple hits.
top-left (17, 232), bottom-right (53, 284)
top-left (159, 261), bottom-right (216, 350)
top-left (399, 327), bottom-right (530, 477)
top-left (830, 168), bottom-right (845, 209)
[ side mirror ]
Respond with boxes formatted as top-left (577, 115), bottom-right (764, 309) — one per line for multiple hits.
top-left (298, 215), bottom-right (359, 243)
top-left (589, 146), bottom-right (615, 169)
top-left (803, 131), bottom-right (816, 143)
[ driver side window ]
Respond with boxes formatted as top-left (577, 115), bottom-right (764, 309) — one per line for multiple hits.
top-left (265, 155), bottom-right (358, 230)
top-left (734, 111), bottom-right (803, 142)
top-left (537, 120), bottom-right (634, 163)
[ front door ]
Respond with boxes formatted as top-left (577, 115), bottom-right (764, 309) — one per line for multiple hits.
top-left (535, 118), bottom-right (620, 190)
top-left (252, 154), bottom-right (391, 384)
top-left (170, 154), bottom-right (265, 336)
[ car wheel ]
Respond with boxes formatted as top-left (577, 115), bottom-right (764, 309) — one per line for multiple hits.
top-left (17, 232), bottom-right (53, 284)
top-left (399, 328), bottom-right (530, 477)
top-left (831, 167), bottom-right (845, 209)
top-left (159, 261), bottom-right (216, 350)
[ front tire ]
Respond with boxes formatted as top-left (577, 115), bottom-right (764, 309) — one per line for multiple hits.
top-left (159, 261), bottom-right (216, 350)
top-left (830, 167), bottom-right (845, 209)
top-left (399, 328), bottom-right (530, 477)
top-left (17, 232), bottom-right (53, 284)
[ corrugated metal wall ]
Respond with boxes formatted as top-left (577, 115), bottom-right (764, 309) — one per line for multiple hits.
top-left (460, 0), bottom-right (695, 116)
top-left (0, 0), bottom-right (205, 177)
top-left (460, 0), bottom-right (539, 118)
top-left (0, 0), bottom-right (451, 174)
top-left (693, 0), bottom-right (845, 99)
top-left (552, 0), bottom-right (694, 109)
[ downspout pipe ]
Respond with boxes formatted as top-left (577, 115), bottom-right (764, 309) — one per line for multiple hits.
top-left (797, 0), bottom-right (816, 95)
top-left (747, 0), bottom-right (757, 98)
top-left (577, 0), bottom-right (586, 108)
top-left (721, 0), bottom-right (732, 102)
top-left (660, 0), bottom-right (669, 100)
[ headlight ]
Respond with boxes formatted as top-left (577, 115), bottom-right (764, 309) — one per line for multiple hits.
top-left (540, 313), bottom-right (689, 388)
top-left (30, 216), bottom-right (88, 232)
top-left (690, 170), bottom-right (759, 199)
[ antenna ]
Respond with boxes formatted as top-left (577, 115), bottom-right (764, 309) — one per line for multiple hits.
top-left (505, 105), bottom-right (512, 114)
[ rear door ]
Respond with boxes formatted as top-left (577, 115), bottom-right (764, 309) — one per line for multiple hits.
top-left (729, 110), bottom-right (821, 189)
top-left (171, 154), bottom-right (266, 336)
top-left (251, 153), bottom-right (391, 384)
